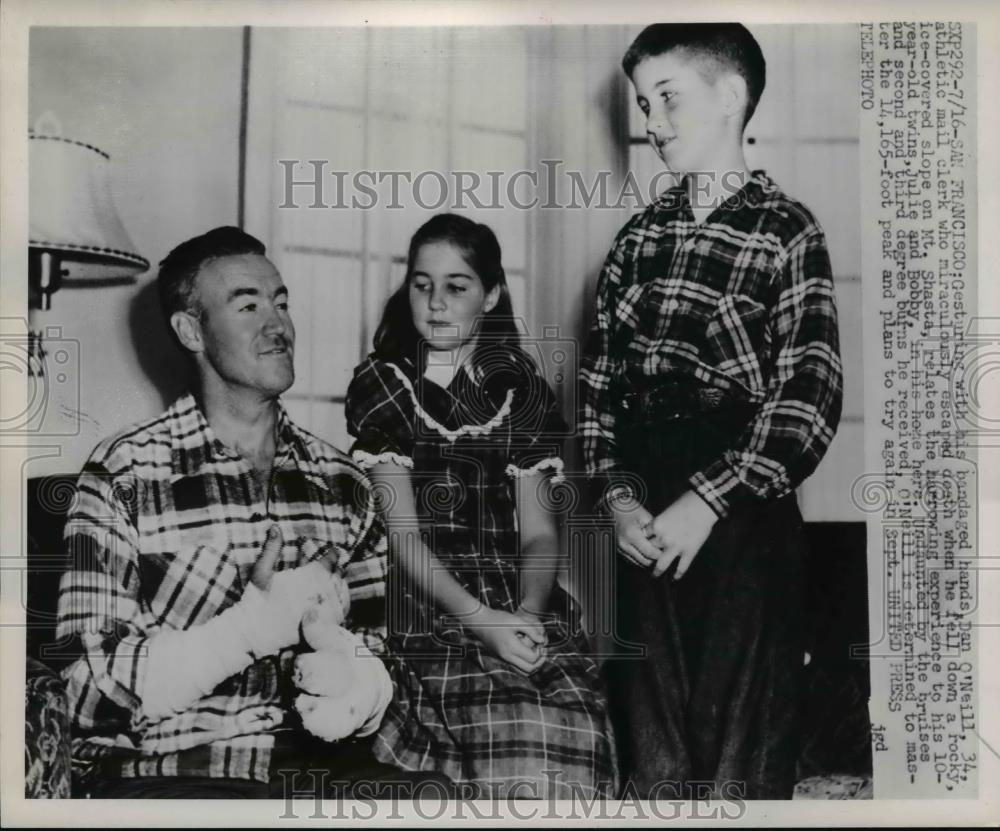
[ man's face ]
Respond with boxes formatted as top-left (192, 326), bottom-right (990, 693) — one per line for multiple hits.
top-left (631, 49), bottom-right (734, 177)
top-left (189, 253), bottom-right (295, 398)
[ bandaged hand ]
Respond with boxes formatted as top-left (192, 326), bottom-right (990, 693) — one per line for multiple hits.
top-left (237, 526), bottom-right (350, 659)
top-left (141, 525), bottom-right (348, 720)
top-left (293, 626), bottom-right (392, 742)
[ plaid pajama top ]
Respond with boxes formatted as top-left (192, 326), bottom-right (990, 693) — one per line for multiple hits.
top-left (55, 393), bottom-right (387, 782)
top-left (580, 170), bottom-right (844, 516)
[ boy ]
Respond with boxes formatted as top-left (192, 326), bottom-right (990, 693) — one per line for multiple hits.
top-left (580, 24), bottom-right (843, 799)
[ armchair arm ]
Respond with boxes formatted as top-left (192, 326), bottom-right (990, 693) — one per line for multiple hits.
top-left (25, 658), bottom-right (72, 798)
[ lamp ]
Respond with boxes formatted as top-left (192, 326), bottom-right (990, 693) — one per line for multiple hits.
top-left (28, 112), bottom-right (149, 375)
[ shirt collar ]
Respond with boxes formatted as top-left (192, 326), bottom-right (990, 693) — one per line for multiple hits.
top-left (167, 391), bottom-right (308, 477)
top-left (273, 398), bottom-right (309, 466)
top-left (653, 168), bottom-right (778, 214)
top-left (734, 169), bottom-right (779, 208)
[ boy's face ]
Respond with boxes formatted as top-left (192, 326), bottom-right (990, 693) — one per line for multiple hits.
top-left (631, 49), bottom-right (737, 177)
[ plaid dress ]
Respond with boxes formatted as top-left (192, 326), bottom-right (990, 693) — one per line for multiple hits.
top-left (346, 353), bottom-right (617, 799)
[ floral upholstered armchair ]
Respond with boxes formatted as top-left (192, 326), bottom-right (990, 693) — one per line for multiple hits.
top-left (25, 657), bottom-right (72, 798)
top-left (24, 476), bottom-right (79, 798)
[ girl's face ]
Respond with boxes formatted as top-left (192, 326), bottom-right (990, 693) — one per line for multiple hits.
top-left (408, 240), bottom-right (500, 352)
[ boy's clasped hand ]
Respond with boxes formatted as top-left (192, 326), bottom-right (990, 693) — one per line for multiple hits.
top-left (612, 490), bottom-right (718, 580)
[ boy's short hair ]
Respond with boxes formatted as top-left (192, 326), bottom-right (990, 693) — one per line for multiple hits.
top-left (622, 23), bottom-right (766, 127)
top-left (158, 225), bottom-right (266, 319)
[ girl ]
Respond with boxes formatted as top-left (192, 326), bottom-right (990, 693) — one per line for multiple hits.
top-left (345, 214), bottom-right (616, 799)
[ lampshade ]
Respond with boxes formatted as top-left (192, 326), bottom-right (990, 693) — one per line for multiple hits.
top-left (29, 126), bottom-right (149, 283)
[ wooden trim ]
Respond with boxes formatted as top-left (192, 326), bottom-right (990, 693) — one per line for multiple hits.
top-left (237, 26), bottom-right (251, 229)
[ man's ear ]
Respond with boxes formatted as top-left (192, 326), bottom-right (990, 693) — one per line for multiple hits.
top-left (170, 310), bottom-right (204, 354)
top-left (483, 285), bottom-right (501, 314)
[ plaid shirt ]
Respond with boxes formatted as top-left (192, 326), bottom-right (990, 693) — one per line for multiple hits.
top-left (55, 393), bottom-right (387, 782)
top-left (580, 171), bottom-right (843, 517)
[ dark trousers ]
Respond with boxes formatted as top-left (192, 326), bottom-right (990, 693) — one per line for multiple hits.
top-left (606, 407), bottom-right (806, 800)
top-left (89, 733), bottom-right (453, 799)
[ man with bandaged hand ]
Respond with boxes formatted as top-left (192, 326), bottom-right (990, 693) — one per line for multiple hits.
top-left (56, 227), bottom-right (449, 798)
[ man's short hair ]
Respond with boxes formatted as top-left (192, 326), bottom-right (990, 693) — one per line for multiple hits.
top-left (622, 23), bottom-right (766, 127)
top-left (157, 226), bottom-right (267, 319)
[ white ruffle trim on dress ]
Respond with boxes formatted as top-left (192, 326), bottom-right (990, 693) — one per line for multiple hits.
top-left (386, 362), bottom-right (514, 443)
top-left (504, 456), bottom-right (566, 484)
top-left (352, 449), bottom-right (414, 469)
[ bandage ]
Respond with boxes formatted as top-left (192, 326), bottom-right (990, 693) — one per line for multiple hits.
top-left (299, 578), bottom-right (351, 646)
top-left (293, 627), bottom-right (393, 742)
top-left (140, 565), bottom-right (348, 720)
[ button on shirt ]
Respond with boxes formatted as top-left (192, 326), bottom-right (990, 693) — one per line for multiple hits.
top-left (580, 171), bottom-right (844, 516)
top-left (55, 393), bottom-right (388, 781)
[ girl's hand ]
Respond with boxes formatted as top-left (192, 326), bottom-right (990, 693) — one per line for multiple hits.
top-left (514, 602), bottom-right (548, 628)
top-left (610, 494), bottom-right (662, 569)
top-left (648, 489), bottom-right (718, 579)
top-left (466, 606), bottom-right (547, 675)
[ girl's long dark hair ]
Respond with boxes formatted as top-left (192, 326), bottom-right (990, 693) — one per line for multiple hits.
top-left (373, 214), bottom-right (524, 374)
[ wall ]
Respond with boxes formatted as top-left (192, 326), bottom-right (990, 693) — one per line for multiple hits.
top-left (243, 27), bottom-right (538, 450)
top-left (243, 27), bottom-right (632, 455)
top-left (528, 26), bottom-right (633, 468)
top-left (27, 25), bottom-right (863, 523)
top-left (741, 25), bottom-right (863, 522)
top-left (27, 27), bottom-right (243, 476)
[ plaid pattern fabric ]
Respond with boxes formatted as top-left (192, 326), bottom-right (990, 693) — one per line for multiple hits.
top-left (55, 393), bottom-right (387, 782)
top-left (345, 355), bottom-right (617, 797)
top-left (580, 171), bottom-right (843, 517)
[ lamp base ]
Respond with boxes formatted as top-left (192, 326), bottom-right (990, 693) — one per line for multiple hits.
top-left (29, 250), bottom-right (64, 312)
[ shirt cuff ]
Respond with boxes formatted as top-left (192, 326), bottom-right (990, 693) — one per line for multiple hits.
top-left (354, 626), bottom-right (388, 657)
top-left (689, 458), bottom-right (755, 519)
top-left (505, 456), bottom-right (565, 484)
top-left (79, 628), bottom-right (150, 716)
